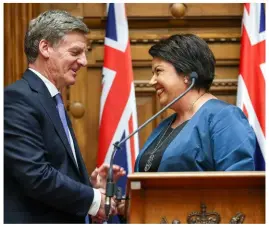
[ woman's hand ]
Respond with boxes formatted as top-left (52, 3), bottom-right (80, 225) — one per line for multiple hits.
top-left (116, 200), bottom-right (126, 216)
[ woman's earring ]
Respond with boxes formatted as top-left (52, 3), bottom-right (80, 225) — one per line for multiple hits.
top-left (184, 79), bottom-right (188, 84)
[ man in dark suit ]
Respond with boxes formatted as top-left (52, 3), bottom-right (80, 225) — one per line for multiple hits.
top-left (4, 10), bottom-right (124, 223)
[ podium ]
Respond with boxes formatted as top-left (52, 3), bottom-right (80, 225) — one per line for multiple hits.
top-left (125, 172), bottom-right (265, 224)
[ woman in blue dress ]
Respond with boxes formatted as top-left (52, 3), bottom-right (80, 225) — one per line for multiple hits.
top-left (116, 34), bottom-right (257, 218)
top-left (135, 34), bottom-right (256, 172)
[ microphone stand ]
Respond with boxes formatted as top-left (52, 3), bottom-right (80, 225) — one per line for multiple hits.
top-left (105, 73), bottom-right (197, 219)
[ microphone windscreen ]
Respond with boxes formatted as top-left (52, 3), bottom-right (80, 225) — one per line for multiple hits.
top-left (190, 72), bottom-right (198, 80)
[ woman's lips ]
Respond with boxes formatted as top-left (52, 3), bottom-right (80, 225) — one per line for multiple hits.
top-left (156, 88), bottom-right (164, 96)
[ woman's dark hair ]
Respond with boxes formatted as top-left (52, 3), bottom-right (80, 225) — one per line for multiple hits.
top-left (149, 34), bottom-right (216, 91)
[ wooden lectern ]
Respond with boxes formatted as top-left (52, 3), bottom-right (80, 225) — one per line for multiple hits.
top-left (125, 172), bottom-right (265, 224)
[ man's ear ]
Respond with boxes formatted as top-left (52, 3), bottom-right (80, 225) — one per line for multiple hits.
top-left (39, 39), bottom-right (50, 59)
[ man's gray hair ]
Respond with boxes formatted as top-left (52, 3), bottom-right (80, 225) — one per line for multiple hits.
top-left (24, 10), bottom-right (89, 63)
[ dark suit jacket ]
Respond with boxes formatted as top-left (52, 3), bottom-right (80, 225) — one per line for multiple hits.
top-left (4, 69), bottom-right (94, 223)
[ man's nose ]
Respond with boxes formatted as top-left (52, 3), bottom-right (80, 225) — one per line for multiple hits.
top-left (78, 52), bottom-right (87, 66)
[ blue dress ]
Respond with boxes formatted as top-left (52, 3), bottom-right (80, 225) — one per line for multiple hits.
top-left (135, 99), bottom-right (256, 172)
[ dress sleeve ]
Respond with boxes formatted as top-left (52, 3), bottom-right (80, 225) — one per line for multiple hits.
top-left (210, 105), bottom-right (256, 171)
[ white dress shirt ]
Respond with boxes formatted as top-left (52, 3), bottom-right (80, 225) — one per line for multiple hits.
top-left (28, 68), bottom-right (101, 216)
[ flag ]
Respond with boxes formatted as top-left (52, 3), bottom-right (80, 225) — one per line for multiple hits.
top-left (236, 3), bottom-right (266, 170)
top-left (97, 1), bottom-right (139, 212)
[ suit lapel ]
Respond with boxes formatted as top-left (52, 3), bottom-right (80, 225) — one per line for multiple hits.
top-left (23, 70), bottom-right (81, 176)
top-left (66, 114), bottom-right (91, 185)
top-left (39, 94), bottom-right (81, 172)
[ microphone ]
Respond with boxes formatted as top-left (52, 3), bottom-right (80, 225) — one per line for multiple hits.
top-left (104, 72), bottom-right (198, 218)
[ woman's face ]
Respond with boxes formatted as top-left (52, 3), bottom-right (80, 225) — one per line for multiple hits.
top-left (150, 57), bottom-right (187, 106)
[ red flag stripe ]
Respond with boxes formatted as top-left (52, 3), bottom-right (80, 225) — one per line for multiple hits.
top-left (128, 114), bottom-right (136, 169)
top-left (240, 26), bottom-right (265, 135)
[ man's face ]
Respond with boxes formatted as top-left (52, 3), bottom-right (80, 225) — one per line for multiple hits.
top-left (47, 32), bottom-right (88, 88)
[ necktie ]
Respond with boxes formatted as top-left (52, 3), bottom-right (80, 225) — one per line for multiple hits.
top-left (54, 93), bottom-right (78, 165)
top-left (55, 94), bottom-right (88, 223)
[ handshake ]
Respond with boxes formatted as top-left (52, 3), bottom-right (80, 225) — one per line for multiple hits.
top-left (89, 164), bottom-right (126, 223)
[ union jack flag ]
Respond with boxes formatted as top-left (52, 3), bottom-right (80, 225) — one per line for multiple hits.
top-left (97, 3), bottom-right (139, 192)
top-left (236, 3), bottom-right (266, 170)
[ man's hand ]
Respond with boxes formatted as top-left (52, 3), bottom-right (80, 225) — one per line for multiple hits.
top-left (90, 164), bottom-right (125, 222)
top-left (90, 164), bottom-right (126, 190)
top-left (92, 189), bottom-right (117, 222)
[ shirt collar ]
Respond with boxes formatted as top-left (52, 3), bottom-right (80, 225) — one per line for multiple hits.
top-left (28, 68), bottom-right (59, 97)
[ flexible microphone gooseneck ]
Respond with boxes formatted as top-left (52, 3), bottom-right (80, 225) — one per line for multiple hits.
top-left (104, 72), bottom-right (198, 218)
